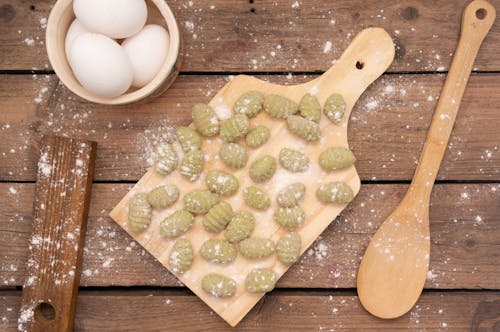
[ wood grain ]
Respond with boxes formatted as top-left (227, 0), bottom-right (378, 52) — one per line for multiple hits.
top-left (18, 136), bottom-right (96, 332)
top-left (2, 183), bottom-right (498, 289)
top-left (1, 0), bottom-right (500, 72)
top-left (2, 290), bottom-right (500, 330)
top-left (0, 73), bottom-right (499, 182)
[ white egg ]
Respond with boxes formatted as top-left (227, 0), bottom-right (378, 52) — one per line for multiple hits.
top-left (122, 25), bottom-right (170, 88)
top-left (69, 33), bottom-right (133, 98)
top-left (65, 19), bottom-right (89, 62)
top-left (73, 0), bottom-right (147, 39)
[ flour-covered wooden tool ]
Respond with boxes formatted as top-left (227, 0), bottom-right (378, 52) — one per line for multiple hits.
top-left (110, 27), bottom-right (394, 326)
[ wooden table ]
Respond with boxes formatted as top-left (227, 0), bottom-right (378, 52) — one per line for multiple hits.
top-left (1, 0), bottom-right (499, 330)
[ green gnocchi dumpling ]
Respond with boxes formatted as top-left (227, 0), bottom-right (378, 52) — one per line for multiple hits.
top-left (277, 182), bottom-right (306, 207)
top-left (245, 125), bottom-right (270, 148)
top-left (233, 91), bottom-right (264, 118)
top-left (128, 193), bottom-right (152, 233)
top-left (287, 115), bottom-right (321, 141)
top-left (146, 184), bottom-right (179, 209)
top-left (176, 126), bottom-right (201, 152)
top-left (203, 201), bottom-right (234, 233)
top-left (224, 211), bottom-right (255, 243)
top-left (160, 210), bottom-right (195, 237)
top-left (299, 93), bottom-right (321, 122)
top-left (201, 273), bottom-right (237, 298)
top-left (180, 149), bottom-right (204, 181)
top-left (278, 148), bottom-right (309, 172)
top-left (318, 147), bottom-right (356, 171)
top-left (323, 93), bottom-right (346, 123)
top-left (219, 142), bottom-right (248, 169)
top-left (249, 155), bottom-right (277, 183)
top-left (169, 238), bottom-right (193, 274)
top-left (316, 182), bottom-right (354, 204)
top-left (276, 232), bottom-right (301, 266)
top-left (205, 170), bottom-right (239, 196)
top-left (154, 143), bottom-right (178, 175)
top-left (263, 94), bottom-right (299, 119)
top-left (183, 190), bottom-right (219, 214)
top-left (220, 114), bottom-right (250, 142)
top-left (245, 268), bottom-right (277, 293)
top-left (239, 237), bottom-right (275, 259)
top-left (200, 239), bottom-right (237, 264)
top-left (243, 186), bottom-right (271, 210)
top-left (274, 206), bottom-right (305, 229)
top-left (192, 103), bottom-right (219, 137)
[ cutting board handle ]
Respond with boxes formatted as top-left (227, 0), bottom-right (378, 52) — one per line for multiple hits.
top-left (308, 27), bottom-right (395, 109)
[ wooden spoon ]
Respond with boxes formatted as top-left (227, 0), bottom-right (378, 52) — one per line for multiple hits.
top-left (357, 0), bottom-right (495, 319)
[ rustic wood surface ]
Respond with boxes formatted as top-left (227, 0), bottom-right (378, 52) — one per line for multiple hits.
top-left (19, 136), bottom-right (96, 332)
top-left (0, 0), bottom-right (498, 330)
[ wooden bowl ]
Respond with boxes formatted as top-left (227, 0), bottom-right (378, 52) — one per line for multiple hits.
top-left (46, 0), bottom-right (182, 105)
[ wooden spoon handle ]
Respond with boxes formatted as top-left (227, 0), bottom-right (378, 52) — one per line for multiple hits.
top-left (409, 0), bottom-right (495, 200)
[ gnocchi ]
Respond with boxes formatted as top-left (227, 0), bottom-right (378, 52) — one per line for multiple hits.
top-left (169, 238), bottom-right (193, 274)
top-left (160, 210), bottom-right (195, 237)
top-left (180, 149), bottom-right (204, 181)
top-left (245, 125), bottom-right (270, 148)
top-left (274, 206), bottom-right (305, 229)
top-left (243, 186), bottom-right (271, 210)
top-left (203, 201), bottom-right (234, 233)
top-left (128, 193), bottom-right (152, 233)
top-left (192, 103), bottom-right (219, 137)
top-left (146, 184), bottom-right (179, 209)
top-left (183, 190), bottom-right (219, 214)
top-left (264, 94), bottom-right (298, 119)
top-left (220, 114), bottom-right (250, 142)
top-left (176, 126), bottom-right (201, 152)
top-left (245, 268), bottom-right (277, 293)
top-left (277, 182), bottom-right (306, 207)
top-left (249, 155), bottom-right (277, 183)
top-left (299, 93), bottom-right (321, 122)
top-left (202, 273), bottom-right (237, 298)
top-left (239, 237), bottom-right (275, 259)
top-left (154, 143), bottom-right (178, 175)
top-left (233, 91), bottom-right (264, 118)
top-left (316, 182), bottom-right (354, 204)
top-left (276, 232), bottom-right (301, 266)
top-left (318, 147), bottom-right (356, 171)
top-left (323, 93), bottom-right (346, 123)
top-left (200, 239), bottom-right (237, 264)
top-left (224, 211), bottom-right (255, 243)
top-left (219, 142), bottom-right (248, 169)
top-left (205, 170), bottom-right (239, 196)
top-left (279, 148), bottom-right (309, 172)
top-left (287, 115), bottom-right (321, 141)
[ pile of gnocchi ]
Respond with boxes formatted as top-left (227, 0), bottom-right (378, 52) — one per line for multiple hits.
top-left (128, 91), bottom-right (356, 298)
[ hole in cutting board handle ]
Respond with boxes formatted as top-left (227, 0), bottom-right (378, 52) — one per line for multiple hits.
top-left (356, 61), bottom-right (364, 70)
top-left (35, 302), bottom-right (56, 321)
top-left (475, 8), bottom-right (487, 19)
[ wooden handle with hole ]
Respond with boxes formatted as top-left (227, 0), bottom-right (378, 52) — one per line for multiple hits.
top-left (407, 0), bottom-right (495, 201)
top-left (19, 136), bottom-right (96, 332)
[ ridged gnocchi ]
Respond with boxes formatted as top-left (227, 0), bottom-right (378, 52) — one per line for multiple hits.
top-left (239, 237), bottom-right (275, 259)
top-left (249, 155), bottom-right (277, 183)
top-left (233, 91), bottom-right (264, 118)
top-left (128, 193), bottom-right (152, 233)
top-left (220, 114), bottom-right (250, 142)
top-left (245, 268), bottom-right (277, 293)
top-left (203, 201), bottom-right (234, 233)
top-left (169, 238), bottom-right (193, 274)
top-left (276, 232), bottom-right (301, 266)
top-left (154, 143), bottom-right (178, 175)
top-left (219, 142), bottom-right (248, 169)
top-left (146, 184), bottom-right (179, 209)
top-left (287, 115), bottom-right (321, 141)
top-left (192, 103), bottom-right (219, 137)
top-left (224, 211), bottom-right (255, 243)
top-left (245, 125), bottom-right (270, 148)
top-left (180, 149), bottom-right (204, 181)
top-left (318, 147), bottom-right (356, 171)
top-left (201, 273), bottom-right (237, 298)
top-left (159, 210), bottom-right (195, 237)
top-left (176, 126), bottom-right (201, 152)
top-left (200, 239), bottom-right (237, 264)
top-left (264, 94), bottom-right (298, 119)
top-left (277, 182), bottom-right (306, 207)
top-left (274, 206), bottom-right (305, 229)
top-left (243, 186), bottom-right (271, 210)
top-left (323, 93), bottom-right (346, 123)
top-left (205, 170), bottom-right (239, 196)
top-left (316, 182), bottom-right (354, 204)
top-left (183, 190), bottom-right (219, 214)
top-left (299, 93), bottom-right (321, 122)
top-left (279, 148), bottom-right (309, 172)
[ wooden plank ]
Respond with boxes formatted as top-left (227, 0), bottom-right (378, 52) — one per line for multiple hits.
top-left (1, 0), bottom-right (500, 72)
top-left (2, 183), bottom-right (499, 289)
top-left (108, 27), bottom-right (394, 327)
top-left (19, 136), bottom-right (96, 332)
top-left (0, 73), bottom-right (499, 182)
top-left (1, 291), bottom-right (500, 330)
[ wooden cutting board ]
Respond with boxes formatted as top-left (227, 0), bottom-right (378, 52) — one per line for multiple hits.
top-left (109, 27), bottom-right (395, 327)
